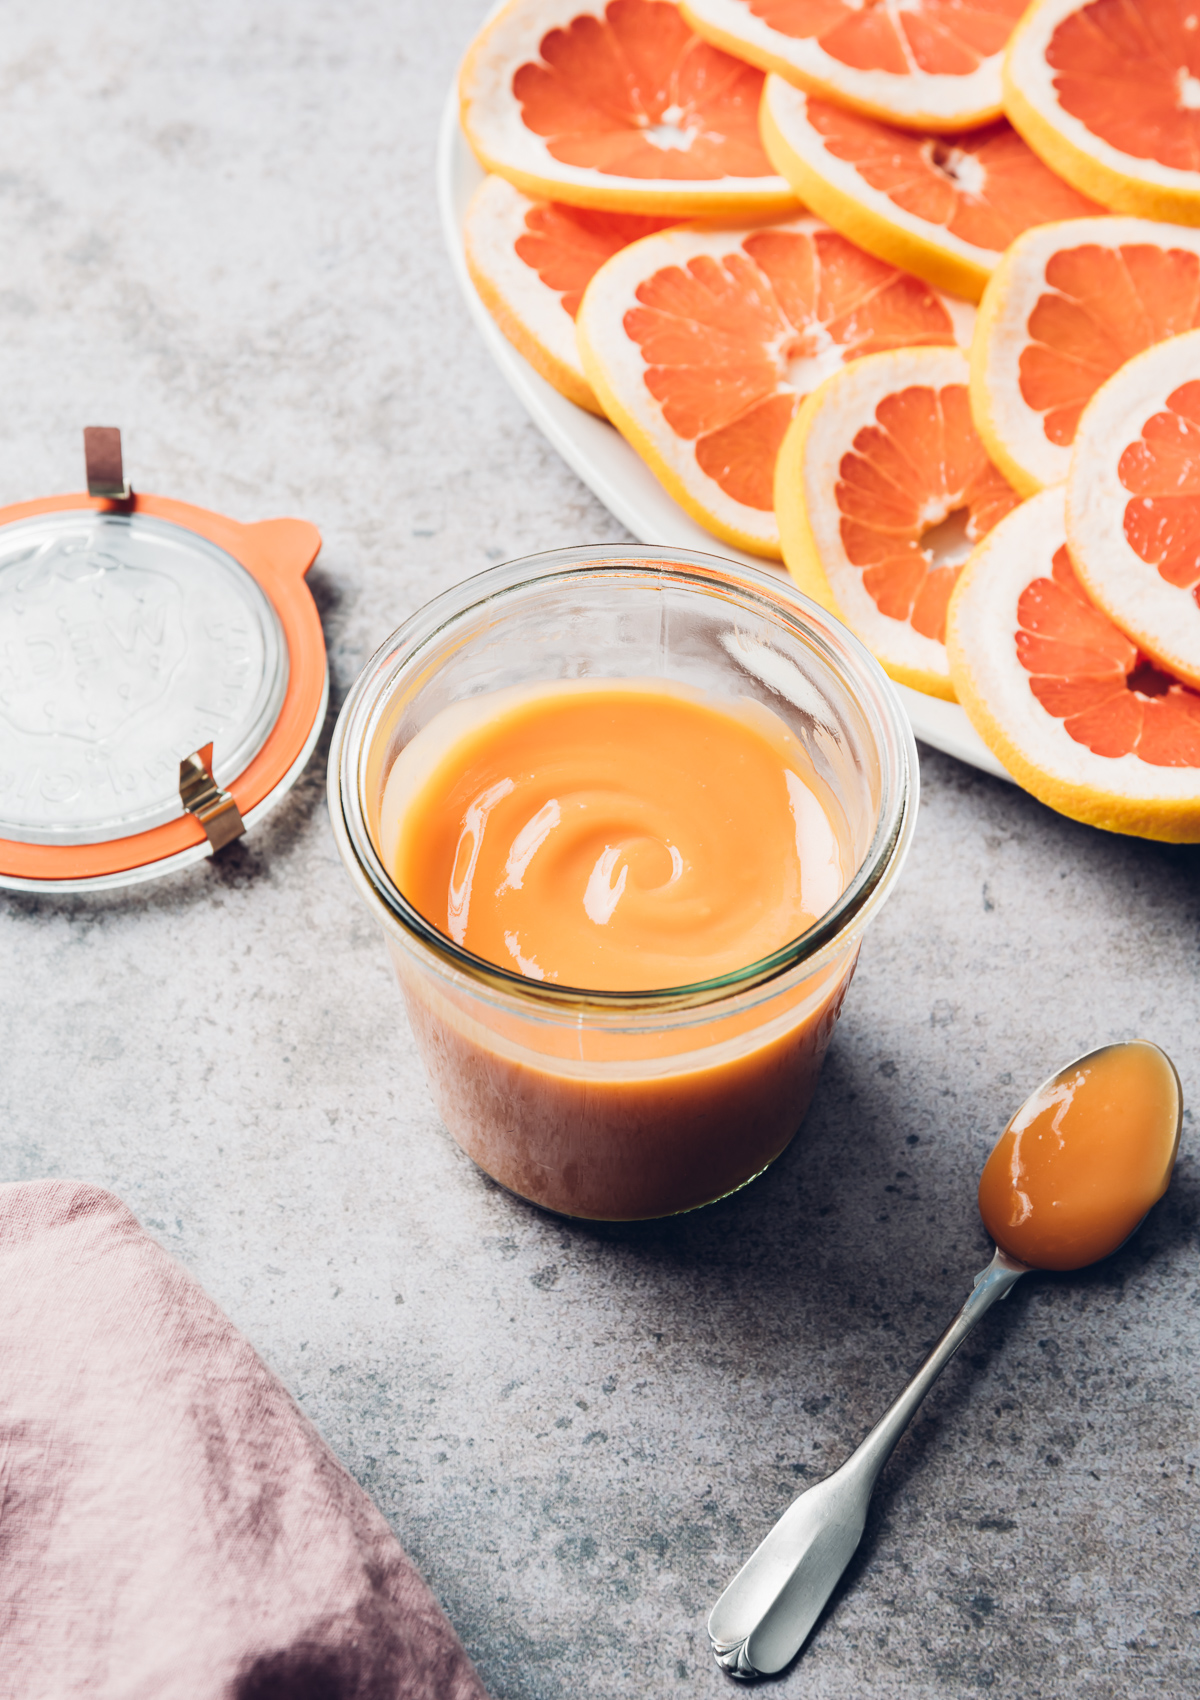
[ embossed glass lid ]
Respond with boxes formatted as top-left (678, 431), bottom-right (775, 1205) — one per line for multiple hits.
top-left (0, 509), bottom-right (288, 845)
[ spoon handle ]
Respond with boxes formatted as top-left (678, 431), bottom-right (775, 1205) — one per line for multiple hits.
top-left (708, 1245), bottom-right (1030, 1679)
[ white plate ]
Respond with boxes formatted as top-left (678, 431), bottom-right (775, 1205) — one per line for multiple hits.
top-left (436, 85), bottom-right (1009, 782)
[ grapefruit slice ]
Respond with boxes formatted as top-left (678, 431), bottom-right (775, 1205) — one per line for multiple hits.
top-left (947, 485), bottom-right (1200, 839)
top-left (776, 344), bottom-right (1019, 695)
top-left (1005, 0), bottom-right (1200, 224)
top-left (1066, 329), bottom-right (1200, 688)
top-left (463, 174), bottom-right (676, 413)
top-left (576, 215), bottom-right (970, 555)
top-left (459, 0), bottom-right (797, 214)
top-left (761, 78), bottom-right (1101, 302)
top-left (679, 0), bottom-right (1027, 131)
top-left (971, 217), bottom-right (1200, 497)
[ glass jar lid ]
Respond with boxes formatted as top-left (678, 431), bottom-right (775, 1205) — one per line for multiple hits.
top-left (0, 509), bottom-right (288, 845)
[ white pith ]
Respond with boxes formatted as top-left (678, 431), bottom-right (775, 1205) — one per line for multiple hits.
top-left (1067, 329), bottom-right (1200, 682)
top-left (463, 174), bottom-right (589, 382)
top-left (1008, 0), bottom-right (1200, 191)
top-left (765, 77), bottom-right (1006, 274)
top-left (577, 216), bottom-right (970, 549)
top-left (950, 485), bottom-right (1200, 795)
top-left (461, 0), bottom-right (794, 203)
top-left (937, 146), bottom-right (986, 197)
top-left (684, 0), bottom-right (1005, 124)
top-left (1179, 69), bottom-right (1200, 111)
top-left (641, 108), bottom-right (698, 150)
top-left (973, 216), bottom-right (1200, 491)
top-left (780, 318), bottom-right (846, 393)
top-left (798, 345), bottom-right (976, 679)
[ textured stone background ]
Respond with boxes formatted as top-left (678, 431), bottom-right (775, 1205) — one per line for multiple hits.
top-left (1, 4), bottom-right (1198, 1696)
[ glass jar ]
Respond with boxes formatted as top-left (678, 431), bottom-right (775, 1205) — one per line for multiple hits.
top-left (329, 546), bottom-right (917, 1220)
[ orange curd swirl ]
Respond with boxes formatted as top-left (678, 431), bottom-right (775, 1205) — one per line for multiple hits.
top-left (379, 678), bottom-right (847, 992)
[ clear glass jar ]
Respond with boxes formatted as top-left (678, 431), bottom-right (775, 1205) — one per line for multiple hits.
top-left (328, 546), bottom-right (918, 1220)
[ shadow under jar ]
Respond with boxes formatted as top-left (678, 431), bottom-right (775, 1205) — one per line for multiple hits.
top-left (329, 547), bottom-right (917, 1221)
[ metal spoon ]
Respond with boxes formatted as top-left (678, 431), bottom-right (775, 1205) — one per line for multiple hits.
top-left (708, 1040), bottom-right (1183, 1680)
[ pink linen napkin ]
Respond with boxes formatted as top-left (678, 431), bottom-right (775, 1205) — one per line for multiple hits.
top-left (0, 1178), bottom-right (490, 1700)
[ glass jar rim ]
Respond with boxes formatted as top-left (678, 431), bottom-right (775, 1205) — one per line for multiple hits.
top-left (330, 544), bottom-right (919, 1014)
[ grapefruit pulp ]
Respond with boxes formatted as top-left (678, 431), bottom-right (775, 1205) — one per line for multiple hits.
top-left (576, 215), bottom-right (969, 555)
top-left (680, 0), bottom-right (1028, 131)
top-left (971, 218), bottom-right (1200, 496)
top-left (947, 486), bottom-right (1200, 839)
top-left (776, 344), bottom-right (1019, 697)
top-left (460, 0), bottom-right (797, 213)
top-left (1066, 329), bottom-right (1200, 689)
top-left (761, 78), bottom-right (1101, 303)
top-left (1005, 0), bottom-right (1200, 224)
top-left (464, 174), bottom-right (676, 413)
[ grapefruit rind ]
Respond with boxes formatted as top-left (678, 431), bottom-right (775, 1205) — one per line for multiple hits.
top-left (681, 0), bottom-right (1009, 132)
top-left (776, 345), bottom-right (991, 701)
top-left (464, 175), bottom-right (605, 415)
top-left (968, 218), bottom-right (1200, 499)
top-left (1066, 330), bottom-right (1200, 690)
top-left (459, 0), bottom-right (798, 215)
top-left (947, 487), bottom-right (1200, 841)
top-left (1004, 0), bottom-right (1200, 225)
top-left (762, 79), bottom-right (1001, 302)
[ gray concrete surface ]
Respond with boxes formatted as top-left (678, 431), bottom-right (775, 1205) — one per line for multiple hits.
top-left (1, 4), bottom-right (1197, 1695)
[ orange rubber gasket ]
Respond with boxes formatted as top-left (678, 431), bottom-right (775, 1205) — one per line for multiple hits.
top-left (0, 491), bottom-right (325, 882)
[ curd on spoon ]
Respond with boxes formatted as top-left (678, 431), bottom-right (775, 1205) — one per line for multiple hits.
top-left (978, 1040), bottom-right (1182, 1270)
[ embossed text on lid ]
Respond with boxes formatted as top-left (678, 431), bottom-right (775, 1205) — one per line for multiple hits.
top-left (0, 510), bottom-right (288, 845)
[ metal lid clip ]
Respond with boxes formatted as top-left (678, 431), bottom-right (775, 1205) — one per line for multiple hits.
top-left (179, 743), bottom-right (246, 852)
top-left (84, 426), bottom-right (132, 502)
